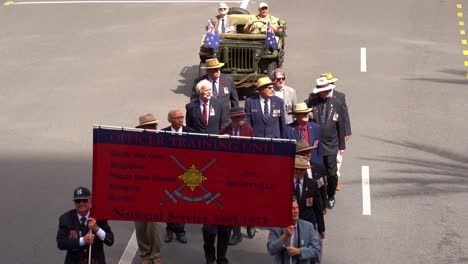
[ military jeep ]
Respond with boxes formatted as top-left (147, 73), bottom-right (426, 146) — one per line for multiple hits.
top-left (199, 8), bottom-right (286, 98)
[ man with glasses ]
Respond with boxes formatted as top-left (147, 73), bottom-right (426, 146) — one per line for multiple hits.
top-left (208, 2), bottom-right (237, 34)
top-left (244, 2), bottom-right (284, 34)
top-left (57, 187), bottom-right (114, 264)
top-left (245, 77), bottom-right (286, 138)
top-left (270, 69), bottom-right (297, 124)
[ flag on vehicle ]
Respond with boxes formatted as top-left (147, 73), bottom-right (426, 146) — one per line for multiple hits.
top-left (204, 20), bottom-right (220, 49)
top-left (265, 22), bottom-right (278, 49)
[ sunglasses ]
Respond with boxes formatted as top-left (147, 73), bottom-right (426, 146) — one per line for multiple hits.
top-left (219, 8), bottom-right (227, 10)
top-left (276, 77), bottom-right (285, 81)
top-left (74, 199), bottom-right (89, 204)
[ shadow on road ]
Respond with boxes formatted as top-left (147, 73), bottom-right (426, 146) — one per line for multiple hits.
top-left (173, 65), bottom-right (198, 98)
top-left (358, 136), bottom-right (468, 197)
top-left (402, 77), bottom-right (468, 86)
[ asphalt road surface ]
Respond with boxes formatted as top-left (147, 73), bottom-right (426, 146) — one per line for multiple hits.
top-left (1, 0), bottom-right (468, 263)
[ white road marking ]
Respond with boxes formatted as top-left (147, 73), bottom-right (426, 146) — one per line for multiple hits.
top-left (360, 47), bottom-right (367, 72)
top-left (362, 165), bottom-right (371, 215)
top-left (8, 0), bottom-right (242, 5)
top-left (240, 0), bottom-right (248, 9)
top-left (118, 230), bottom-right (138, 264)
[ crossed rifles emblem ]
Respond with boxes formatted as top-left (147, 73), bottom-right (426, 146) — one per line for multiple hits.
top-left (160, 155), bottom-right (224, 210)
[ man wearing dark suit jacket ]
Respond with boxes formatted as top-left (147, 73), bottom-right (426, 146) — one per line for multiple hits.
top-left (57, 187), bottom-right (114, 264)
top-left (186, 79), bottom-right (229, 134)
top-left (245, 77), bottom-right (286, 138)
top-left (161, 109), bottom-right (197, 245)
top-left (219, 107), bottom-right (256, 246)
top-left (306, 77), bottom-right (346, 209)
top-left (191, 58), bottom-right (239, 109)
top-left (284, 102), bottom-right (323, 164)
top-left (318, 73), bottom-right (351, 191)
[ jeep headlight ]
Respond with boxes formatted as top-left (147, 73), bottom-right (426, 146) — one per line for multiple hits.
top-left (254, 49), bottom-right (262, 58)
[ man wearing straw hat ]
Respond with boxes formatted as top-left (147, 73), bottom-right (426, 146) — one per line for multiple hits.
top-left (57, 187), bottom-right (114, 264)
top-left (284, 102), bottom-right (323, 164)
top-left (191, 58), bottom-right (239, 109)
top-left (244, 76), bottom-right (286, 138)
top-left (318, 72), bottom-right (351, 191)
top-left (134, 114), bottom-right (163, 263)
top-left (306, 77), bottom-right (346, 209)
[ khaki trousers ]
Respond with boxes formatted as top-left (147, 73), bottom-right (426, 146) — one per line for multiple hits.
top-left (134, 222), bottom-right (161, 261)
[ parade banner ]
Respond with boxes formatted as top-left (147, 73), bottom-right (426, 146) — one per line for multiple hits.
top-left (92, 126), bottom-right (295, 227)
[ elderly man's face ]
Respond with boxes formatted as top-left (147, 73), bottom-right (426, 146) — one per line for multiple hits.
top-left (74, 198), bottom-right (91, 216)
top-left (199, 85), bottom-right (212, 101)
top-left (319, 89), bottom-right (332, 100)
top-left (292, 201), bottom-right (299, 222)
top-left (207, 68), bottom-right (221, 80)
top-left (259, 85), bottom-right (274, 99)
top-left (294, 113), bottom-right (309, 124)
top-left (231, 115), bottom-right (245, 128)
top-left (274, 72), bottom-right (285, 89)
top-left (297, 150), bottom-right (312, 161)
top-left (170, 110), bottom-right (184, 130)
top-left (294, 168), bottom-right (306, 179)
top-left (259, 6), bottom-right (269, 18)
top-left (218, 7), bottom-right (228, 15)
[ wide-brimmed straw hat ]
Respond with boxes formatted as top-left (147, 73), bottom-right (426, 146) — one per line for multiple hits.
top-left (136, 113), bottom-right (160, 128)
top-left (295, 140), bottom-right (317, 153)
top-left (295, 155), bottom-right (311, 169)
top-left (312, 77), bottom-right (335, 94)
top-left (230, 106), bottom-right (249, 118)
top-left (288, 102), bottom-right (312, 115)
top-left (255, 76), bottom-right (274, 90)
top-left (320, 72), bottom-right (338, 83)
top-left (201, 58), bottom-right (225, 69)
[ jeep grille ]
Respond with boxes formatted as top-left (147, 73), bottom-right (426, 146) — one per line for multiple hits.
top-left (226, 48), bottom-right (254, 71)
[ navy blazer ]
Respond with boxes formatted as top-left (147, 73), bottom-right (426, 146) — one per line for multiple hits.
top-left (284, 121), bottom-right (323, 164)
top-left (162, 125), bottom-right (198, 133)
top-left (57, 209), bottom-right (114, 264)
top-left (185, 98), bottom-right (229, 134)
top-left (191, 74), bottom-right (239, 109)
top-left (297, 176), bottom-right (325, 234)
top-left (306, 94), bottom-right (346, 156)
top-left (244, 95), bottom-right (285, 138)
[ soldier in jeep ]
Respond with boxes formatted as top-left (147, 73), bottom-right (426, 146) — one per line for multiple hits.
top-left (243, 2), bottom-right (283, 34)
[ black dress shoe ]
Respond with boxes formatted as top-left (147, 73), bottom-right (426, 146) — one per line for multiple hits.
top-left (246, 227), bottom-right (256, 238)
top-left (176, 233), bottom-right (187, 243)
top-left (205, 260), bottom-right (214, 264)
top-left (164, 231), bottom-right (173, 243)
top-left (328, 197), bottom-right (335, 209)
top-left (229, 234), bottom-right (242, 245)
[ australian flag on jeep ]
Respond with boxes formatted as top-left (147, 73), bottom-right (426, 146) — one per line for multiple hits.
top-left (204, 21), bottom-right (220, 49)
top-left (265, 22), bottom-right (278, 49)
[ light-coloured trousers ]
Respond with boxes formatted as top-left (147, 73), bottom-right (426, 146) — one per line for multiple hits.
top-left (337, 152), bottom-right (344, 178)
top-left (134, 222), bottom-right (161, 261)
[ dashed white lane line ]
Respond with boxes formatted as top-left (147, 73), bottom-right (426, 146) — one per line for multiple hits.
top-left (5, 0), bottom-right (242, 5)
top-left (362, 165), bottom-right (371, 215)
top-left (118, 230), bottom-right (138, 264)
top-left (360, 47), bottom-right (367, 72)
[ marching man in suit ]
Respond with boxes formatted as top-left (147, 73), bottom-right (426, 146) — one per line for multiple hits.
top-left (270, 69), bottom-right (298, 124)
top-left (267, 193), bottom-right (321, 264)
top-left (284, 102), bottom-right (323, 164)
top-left (219, 106), bottom-right (256, 245)
top-left (191, 58), bottom-right (239, 109)
top-left (306, 77), bottom-right (346, 209)
top-left (186, 79), bottom-right (229, 134)
top-left (57, 187), bottom-right (114, 264)
top-left (245, 77), bottom-right (286, 138)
